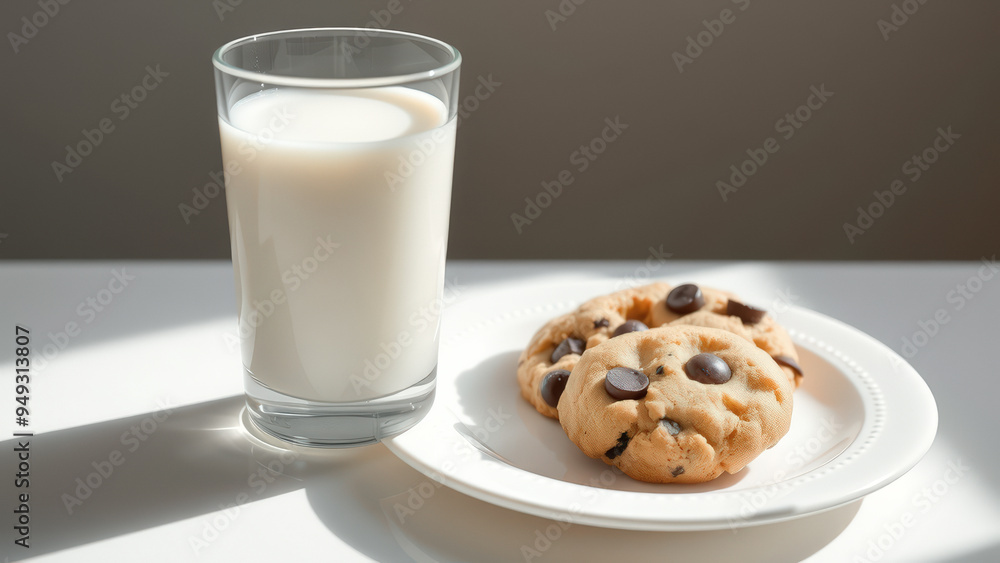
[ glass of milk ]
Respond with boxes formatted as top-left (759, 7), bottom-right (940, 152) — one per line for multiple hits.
top-left (212, 29), bottom-right (460, 447)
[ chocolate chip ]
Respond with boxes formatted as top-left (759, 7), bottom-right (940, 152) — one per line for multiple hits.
top-left (684, 353), bottom-right (732, 384)
top-left (604, 367), bottom-right (649, 400)
top-left (773, 355), bottom-right (803, 377)
top-left (655, 365), bottom-right (664, 375)
top-left (550, 337), bottom-right (585, 363)
top-left (671, 466), bottom-right (685, 477)
top-left (605, 432), bottom-right (630, 459)
top-left (612, 320), bottom-right (648, 337)
top-left (540, 370), bottom-right (570, 407)
top-left (727, 299), bottom-right (767, 324)
top-left (660, 418), bottom-right (681, 435)
top-left (666, 284), bottom-right (705, 314)
top-left (594, 318), bottom-right (610, 328)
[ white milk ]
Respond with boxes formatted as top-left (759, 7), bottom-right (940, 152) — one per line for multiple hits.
top-left (219, 87), bottom-right (455, 402)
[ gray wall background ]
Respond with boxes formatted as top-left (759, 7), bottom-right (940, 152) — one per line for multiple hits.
top-left (1, 0), bottom-right (997, 260)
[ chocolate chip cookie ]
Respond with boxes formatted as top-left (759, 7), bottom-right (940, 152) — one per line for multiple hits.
top-left (558, 326), bottom-right (793, 483)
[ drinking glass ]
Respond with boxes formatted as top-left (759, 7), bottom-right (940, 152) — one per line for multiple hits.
top-left (213, 28), bottom-right (461, 447)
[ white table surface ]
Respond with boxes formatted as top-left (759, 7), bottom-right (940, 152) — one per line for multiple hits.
top-left (1, 260), bottom-right (998, 562)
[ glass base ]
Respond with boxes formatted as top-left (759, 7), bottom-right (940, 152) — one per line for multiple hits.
top-left (243, 368), bottom-right (436, 448)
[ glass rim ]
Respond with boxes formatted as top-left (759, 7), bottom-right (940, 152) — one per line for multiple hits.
top-left (212, 27), bottom-right (462, 88)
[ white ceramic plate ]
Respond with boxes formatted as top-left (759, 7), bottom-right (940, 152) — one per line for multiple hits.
top-left (384, 279), bottom-right (938, 531)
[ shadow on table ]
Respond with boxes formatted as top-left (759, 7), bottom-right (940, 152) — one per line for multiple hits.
top-left (0, 262), bottom-right (237, 366)
top-left (0, 395), bottom-right (411, 561)
top-left (946, 542), bottom-right (1000, 563)
top-left (367, 481), bottom-right (861, 563)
